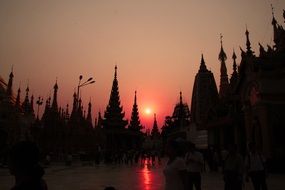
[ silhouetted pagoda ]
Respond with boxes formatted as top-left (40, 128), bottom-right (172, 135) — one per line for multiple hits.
top-left (102, 66), bottom-right (129, 151)
top-left (190, 54), bottom-right (219, 129)
top-left (127, 91), bottom-right (144, 149)
top-left (162, 92), bottom-right (190, 135)
top-left (172, 92), bottom-right (191, 129)
top-left (128, 91), bottom-right (143, 132)
top-left (103, 66), bottom-right (128, 129)
top-left (161, 91), bottom-right (191, 147)
top-left (151, 114), bottom-right (160, 139)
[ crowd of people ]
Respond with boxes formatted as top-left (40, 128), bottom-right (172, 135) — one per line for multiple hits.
top-left (43, 148), bottom-right (163, 167)
top-left (163, 139), bottom-right (268, 190)
top-left (6, 140), bottom-right (268, 190)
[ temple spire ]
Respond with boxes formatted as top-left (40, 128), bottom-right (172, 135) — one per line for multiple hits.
top-left (128, 91), bottom-right (143, 131)
top-left (245, 26), bottom-right (253, 54)
top-left (151, 113), bottom-right (160, 138)
top-left (114, 65), bottom-right (118, 79)
top-left (199, 54), bottom-right (207, 71)
top-left (218, 35), bottom-right (229, 98)
top-left (42, 96), bottom-right (51, 119)
top-left (219, 34), bottom-right (227, 62)
top-left (134, 90), bottom-right (137, 105)
top-left (230, 49), bottom-right (239, 88)
top-left (103, 66), bottom-right (128, 129)
top-left (271, 4), bottom-right (277, 26)
top-left (179, 91), bottom-right (183, 105)
top-left (22, 85), bottom-right (31, 113)
top-left (7, 66), bottom-right (14, 97)
top-left (232, 50), bottom-right (237, 74)
top-left (51, 79), bottom-right (58, 110)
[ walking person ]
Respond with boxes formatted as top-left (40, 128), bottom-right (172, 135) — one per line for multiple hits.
top-left (245, 142), bottom-right (268, 190)
top-left (163, 139), bottom-right (187, 190)
top-left (223, 144), bottom-right (244, 190)
top-left (185, 142), bottom-right (204, 190)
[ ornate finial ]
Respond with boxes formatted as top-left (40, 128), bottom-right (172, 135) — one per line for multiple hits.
top-left (179, 91), bottom-right (182, 104)
top-left (199, 54), bottom-right (207, 71)
top-left (134, 90), bottom-right (137, 104)
top-left (245, 26), bottom-right (252, 54)
top-left (219, 34), bottom-right (227, 61)
top-left (154, 113), bottom-right (156, 120)
top-left (201, 54), bottom-right (205, 64)
top-left (114, 65), bottom-right (117, 78)
top-left (232, 49), bottom-right (237, 73)
top-left (271, 4), bottom-right (275, 17)
top-left (271, 4), bottom-right (277, 25)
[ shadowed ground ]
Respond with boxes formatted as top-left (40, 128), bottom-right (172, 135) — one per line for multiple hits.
top-left (0, 161), bottom-right (284, 190)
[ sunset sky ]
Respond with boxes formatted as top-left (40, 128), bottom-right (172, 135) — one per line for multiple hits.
top-left (1, 0), bottom-right (285, 129)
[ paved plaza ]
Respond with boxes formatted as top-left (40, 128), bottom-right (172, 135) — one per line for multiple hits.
top-left (0, 161), bottom-right (285, 190)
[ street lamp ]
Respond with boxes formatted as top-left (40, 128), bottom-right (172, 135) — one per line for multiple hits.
top-left (77, 75), bottom-right (95, 107)
top-left (36, 96), bottom-right (43, 120)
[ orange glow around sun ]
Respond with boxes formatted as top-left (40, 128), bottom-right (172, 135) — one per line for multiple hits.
top-left (144, 108), bottom-right (152, 115)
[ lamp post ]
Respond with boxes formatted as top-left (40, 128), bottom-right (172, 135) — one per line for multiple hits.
top-left (36, 96), bottom-right (43, 120)
top-left (77, 75), bottom-right (95, 107)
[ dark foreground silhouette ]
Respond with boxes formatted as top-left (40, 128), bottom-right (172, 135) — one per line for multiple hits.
top-left (8, 141), bottom-right (48, 190)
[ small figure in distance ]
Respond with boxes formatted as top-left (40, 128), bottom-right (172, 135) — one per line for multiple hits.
top-left (8, 141), bottom-right (48, 190)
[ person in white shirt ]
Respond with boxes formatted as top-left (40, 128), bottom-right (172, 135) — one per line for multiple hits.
top-left (245, 142), bottom-right (267, 190)
top-left (163, 139), bottom-right (187, 190)
top-left (185, 142), bottom-right (204, 190)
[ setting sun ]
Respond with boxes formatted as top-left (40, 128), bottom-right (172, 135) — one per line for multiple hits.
top-left (144, 108), bottom-right (152, 115)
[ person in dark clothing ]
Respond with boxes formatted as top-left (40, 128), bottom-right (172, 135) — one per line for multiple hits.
top-left (185, 142), bottom-right (204, 190)
top-left (245, 142), bottom-right (268, 190)
top-left (8, 141), bottom-right (48, 190)
top-left (223, 144), bottom-right (244, 190)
